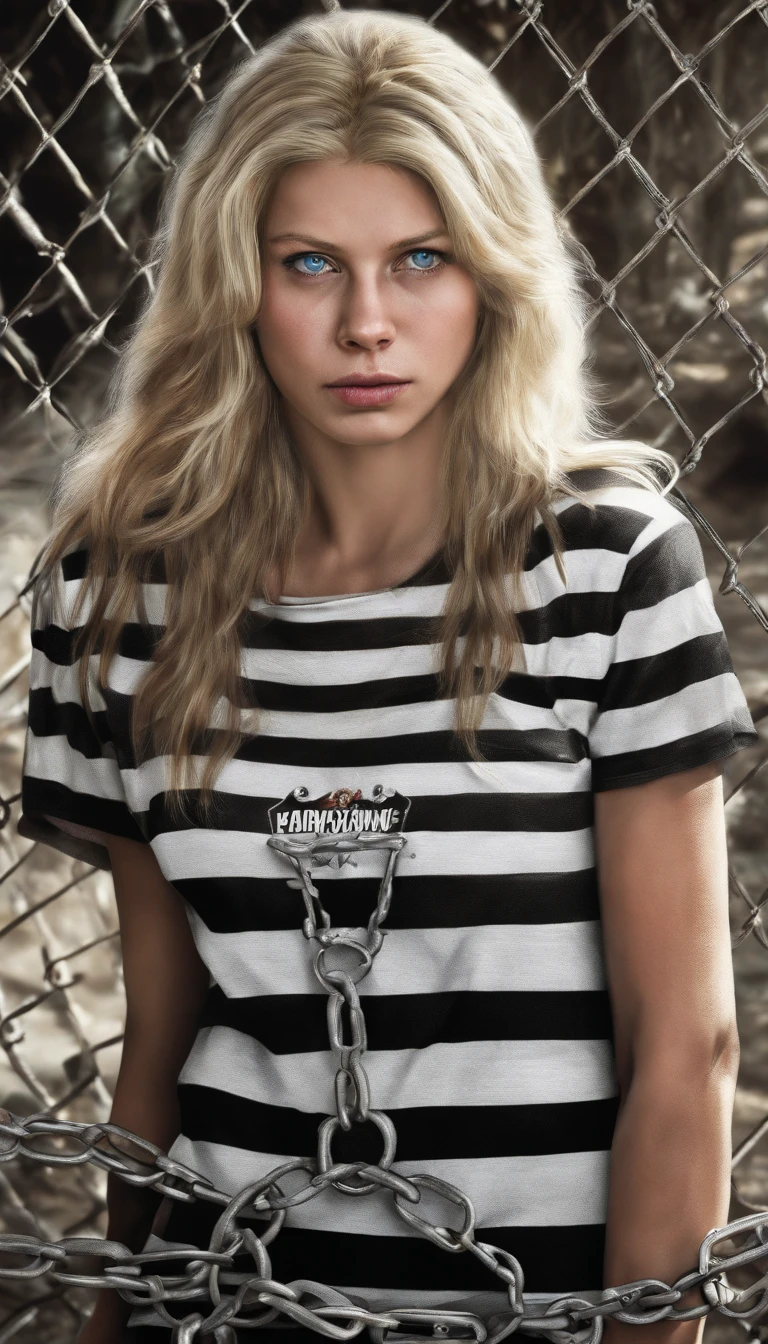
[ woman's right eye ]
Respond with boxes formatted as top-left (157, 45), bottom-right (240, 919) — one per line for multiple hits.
top-left (282, 253), bottom-right (331, 278)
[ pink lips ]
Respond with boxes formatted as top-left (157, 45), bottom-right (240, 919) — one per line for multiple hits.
top-left (327, 382), bottom-right (410, 407)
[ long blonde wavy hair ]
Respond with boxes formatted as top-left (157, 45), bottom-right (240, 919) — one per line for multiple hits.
top-left (33, 7), bottom-right (680, 826)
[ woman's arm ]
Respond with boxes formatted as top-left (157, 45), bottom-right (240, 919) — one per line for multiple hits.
top-left (77, 834), bottom-right (211, 1342)
top-left (595, 760), bottom-right (740, 1344)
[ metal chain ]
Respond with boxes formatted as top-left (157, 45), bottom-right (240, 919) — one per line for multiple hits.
top-left (2, 827), bottom-right (768, 1342)
top-left (2, 1), bottom-right (768, 1332)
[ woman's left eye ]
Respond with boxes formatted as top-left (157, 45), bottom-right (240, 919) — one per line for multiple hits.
top-left (282, 249), bottom-right (448, 278)
top-left (402, 249), bottom-right (447, 274)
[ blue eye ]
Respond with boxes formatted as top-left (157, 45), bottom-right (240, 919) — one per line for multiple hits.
top-left (407, 250), bottom-right (439, 269)
top-left (290, 254), bottom-right (328, 276)
top-left (282, 248), bottom-right (448, 278)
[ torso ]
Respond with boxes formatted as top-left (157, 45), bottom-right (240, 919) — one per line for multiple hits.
top-left (120, 469), bottom-right (646, 1324)
top-left (28, 467), bottom-right (749, 1329)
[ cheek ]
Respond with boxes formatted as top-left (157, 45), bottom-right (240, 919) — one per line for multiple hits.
top-left (258, 289), bottom-right (297, 342)
top-left (421, 280), bottom-right (479, 365)
top-left (257, 286), bottom-right (322, 365)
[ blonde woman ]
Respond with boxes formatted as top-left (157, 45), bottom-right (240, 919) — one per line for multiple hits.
top-left (19, 10), bottom-right (757, 1344)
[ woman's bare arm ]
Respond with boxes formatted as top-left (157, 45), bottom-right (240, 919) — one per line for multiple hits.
top-left (595, 761), bottom-right (740, 1344)
top-left (78, 834), bottom-right (211, 1341)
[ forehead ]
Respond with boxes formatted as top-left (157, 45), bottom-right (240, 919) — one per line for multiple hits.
top-left (263, 159), bottom-right (445, 243)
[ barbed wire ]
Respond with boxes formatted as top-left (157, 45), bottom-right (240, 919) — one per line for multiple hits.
top-left (0, 0), bottom-right (767, 1341)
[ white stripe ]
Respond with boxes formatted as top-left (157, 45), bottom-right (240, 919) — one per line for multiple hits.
top-left (524, 628), bottom-right (612, 681)
top-left (28, 646), bottom-right (110, 713)
top-left (530, 581), bottom-right (722, 686)
top-left (590, 673), bottom-right (746, 758)
top-left (99, 646), bottom-right (542, 705)
top-left (23, 730), bottom-right (125, 801)
top-left (626, 503), bottom-right (690, 560)
top-left (532, 543), bottom-right (626, 601)
top-left (181, 912), bottom-right (606, 997)
top-left (61, 568), bottom-right (529, 627)
top-left (180, 1026), bottom-right (619, 1109)
top-left (241, 640), bottom-right (448, 686)
top-left (154, 824), bottom-right (596, 882)
top-left (164, 1135), bottom-right (611, 1229)
top-left (615, 576), bottom-right (721, 659)
top-left (263, 581), bottom-right (452, 618)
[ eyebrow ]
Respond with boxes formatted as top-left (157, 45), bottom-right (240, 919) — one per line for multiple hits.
top-left (266, 228), bottom-right (450, 252)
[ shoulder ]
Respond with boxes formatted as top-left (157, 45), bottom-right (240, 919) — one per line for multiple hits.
top-left (530, 468), bottom-right (707, 626)
top-left (551, 467), bottom-right (697, 578)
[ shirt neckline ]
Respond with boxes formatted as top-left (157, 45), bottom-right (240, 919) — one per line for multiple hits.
top-left (272, 545), bottom-right (446, 606)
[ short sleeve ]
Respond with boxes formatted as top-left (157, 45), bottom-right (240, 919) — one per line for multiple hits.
top-left (18, 549), bottom-right (148, 871)
top-left (588, 509), bottom-right (759, 791)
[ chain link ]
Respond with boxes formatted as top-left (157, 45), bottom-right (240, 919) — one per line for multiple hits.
top-left (2, 826), bottom-right (768, 1339)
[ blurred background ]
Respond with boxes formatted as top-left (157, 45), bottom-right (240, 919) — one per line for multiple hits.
top-left (0, 1), bottom-right (767, 1340)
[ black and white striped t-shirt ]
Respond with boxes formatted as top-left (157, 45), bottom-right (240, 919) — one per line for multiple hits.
top-left (19, 467), bottom-right (758, 1327)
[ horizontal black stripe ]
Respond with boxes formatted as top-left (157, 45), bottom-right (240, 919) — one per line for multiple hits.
top-left (27, 685), bottom-right (117, 755)
top-left (21, 775), bottom-right (147, 846)
top-left (174, 869), bottom-right (601, 933)
top-left (620, 508), bottom-right (705, 599)
top-left (34, 598), bottom-right (600, 659)
top-left (251, 666), bottom-right (567, 713)
top-left (202, 727), bottom-right (587, 770)
top-left (27, 679), bottom-right (588, 773)
top-left (159, 1199), bottom-right (609, 1296)
top-left (34, 583), bottom-right (631, 660)
top-left (249, 670), bottom-right (443, 712)
top-left (199, 986), bottom-right (616, 1053)
top-left (177, 1086), bottom-right (620, 1161)
top-left (552, 495), bottom-right (655, 566)
top-left (592, 724), bottom-right (756, 792)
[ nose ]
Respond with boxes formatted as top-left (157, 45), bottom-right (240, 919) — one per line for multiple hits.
top-left (336, 271), bottom-right (396, 351)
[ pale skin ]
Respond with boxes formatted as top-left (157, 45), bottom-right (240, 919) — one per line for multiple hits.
top-left (77, 159), bottom-right (739, 1343)
top-left (255, 158), bottom-right (479, 599)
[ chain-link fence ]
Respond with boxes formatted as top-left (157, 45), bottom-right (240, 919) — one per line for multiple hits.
top-left (1, 1), bottom-right (767, 1341)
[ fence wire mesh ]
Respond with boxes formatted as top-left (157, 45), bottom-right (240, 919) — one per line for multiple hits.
top-left (0, 0), bottom-right (767, 1341)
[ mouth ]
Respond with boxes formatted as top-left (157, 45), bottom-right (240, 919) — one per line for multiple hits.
top-left (326, 380), bottom-right (411, 407)
top-left (326, 376), bottom-right (410, 387)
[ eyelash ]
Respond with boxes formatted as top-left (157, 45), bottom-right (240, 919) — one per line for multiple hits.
top-left (281, 248), bottom-right (451, 279)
